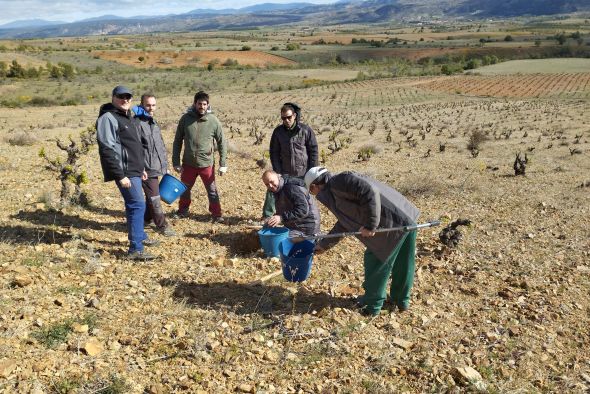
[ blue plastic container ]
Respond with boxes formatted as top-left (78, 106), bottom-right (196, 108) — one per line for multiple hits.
top-left (159, 174), bottom-right (188, 204)
top-left (258, 227), bottom-right (289, 257)
top-left (279, 239), bottom-right (315, 282)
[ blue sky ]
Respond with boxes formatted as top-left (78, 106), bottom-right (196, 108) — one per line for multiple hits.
top-left (0, 0), bottom-right (336, 25)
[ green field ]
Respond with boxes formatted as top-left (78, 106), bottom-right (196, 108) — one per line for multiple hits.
top-left (471, 58), bottom-right (590, 75)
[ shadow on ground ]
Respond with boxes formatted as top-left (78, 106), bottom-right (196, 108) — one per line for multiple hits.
top-left (185, 230), bottom-right (261, 256)
top-left (83, 202), bottom-right (124, 217)
top-left (171, 212), bottom-right (259, 226)
top-left (0, 223), bottom-right (74, 245)
top-left (12, 209), bottom-right (123, 232)
top-left (160, 278), bottom-right (355, 315)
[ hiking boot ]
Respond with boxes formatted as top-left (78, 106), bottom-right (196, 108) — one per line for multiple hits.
top-left (212, 216), bottom-right (224, 224)
top-left (143, 238), bottom-right (160, 247)
top-left (128, 250), bottom-right (157, 261)
top-left (173, 209), bottom-right (189, 219)
top-left (157, 226), bottom-right (177, 237)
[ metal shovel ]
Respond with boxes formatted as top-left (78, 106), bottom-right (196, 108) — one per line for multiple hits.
top-left (290, 220), bottom-right (441, 242)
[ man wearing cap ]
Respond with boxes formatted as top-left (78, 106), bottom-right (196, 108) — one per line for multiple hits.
top-left (261, 170), bottom-right (320, 238)
top-left (304, 166), bottom-right (420, 316)
top-left (133, 94), bottom-right (176, 237)
top-left (172, 91), bottom-right (227, 223)
top-left (96, 86), bottom-right (157, 261)
top-left (263, 103), bottom-right (319, 218)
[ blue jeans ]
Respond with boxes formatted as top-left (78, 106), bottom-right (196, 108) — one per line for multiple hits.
top-left (116, 177), bottom-right (147, 253)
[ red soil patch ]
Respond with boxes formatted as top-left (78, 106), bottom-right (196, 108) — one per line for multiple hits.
top-left (93, 50), bottom-right (296, 68)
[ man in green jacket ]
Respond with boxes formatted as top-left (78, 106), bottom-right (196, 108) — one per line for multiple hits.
top-left (172, 91), bottom-right (227, 222)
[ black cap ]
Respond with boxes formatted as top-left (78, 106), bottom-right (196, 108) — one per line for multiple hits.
top-left (112, 85), bottom-right (133, 97)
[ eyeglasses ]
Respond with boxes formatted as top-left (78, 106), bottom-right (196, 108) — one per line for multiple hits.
top-left (115, 94), bottom-right (132, 100)
top-left (281, 114), bottom-right (294, 121)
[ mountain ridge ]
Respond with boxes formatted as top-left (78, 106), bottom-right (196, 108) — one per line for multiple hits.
top-left (0, 0), bottom-right (588, 39)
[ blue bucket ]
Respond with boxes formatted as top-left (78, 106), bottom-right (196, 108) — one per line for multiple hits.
top-left (159, 174), bottom-right (188, 204)
top-left (258, 227), bottom-right (289, 257)
top-left (279, 239), bottom-right (314, 282)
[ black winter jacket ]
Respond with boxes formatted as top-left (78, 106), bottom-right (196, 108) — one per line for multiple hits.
top-left (269, 122), bottom-right (318, 177)
top-left (274, 177), bottom-right (321, 236)
top-left (96, 103), bottom-right (146, 182)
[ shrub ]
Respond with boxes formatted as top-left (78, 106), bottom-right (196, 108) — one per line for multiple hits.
top-left (467, 129), bottom-right (488, 152)
top-left (32, 320), bottom-right (73, 348)
top-left (357, 143), bottom-right (382, 161)
top-left (30, 96), bottom-right (58, 106)
top-left (504, 35), bottom-right (514, 42)
top-left (222, 58), bottom-right (239, 67)
top-left (241, 45), bottom-right (251, 51)
top-left (8, 132), bottom-right (38, 146)
top-left (464, 58), bottom-right (482, 70)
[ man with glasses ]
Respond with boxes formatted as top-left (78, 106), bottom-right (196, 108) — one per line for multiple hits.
top-left (263, 103), bottom-right (318, 218)
top-left (172, 91), bottom-right (227, 223)
top-left (97, 85), bottom-right (158, 261)
top-left (133, 94), bottom-right (176, 237)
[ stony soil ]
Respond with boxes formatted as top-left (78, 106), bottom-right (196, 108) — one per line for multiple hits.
top-left (0, 75), bottom-right (589, 393)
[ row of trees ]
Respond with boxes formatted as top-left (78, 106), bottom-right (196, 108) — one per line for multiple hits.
top-left (0, 60), bottom-right (76, 79)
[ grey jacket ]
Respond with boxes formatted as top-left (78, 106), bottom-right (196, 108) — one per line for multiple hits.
top-left (269, 122), bottom-right (318, 177)
top-left (274, 177), bottom-right (321, 236)
top-left (134, 106), bottom-right (168, 177)
top-left (317, 171), bottom-right (420, 263)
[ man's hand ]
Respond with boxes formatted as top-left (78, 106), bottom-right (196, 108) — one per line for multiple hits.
top-left (218, 166), bottom-right (228, 176)
top-left (174, 166), bottom-right (182, 174)
top-left (141, 171), bottom-right (148, 181)
top-left (265, 215), bottom-right (282, 227)
top-left (359, 226), bottom-right (376, 237)
top-left (119, 177), bottom-right (131, 189)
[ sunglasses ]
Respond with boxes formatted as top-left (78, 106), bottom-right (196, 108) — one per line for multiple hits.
top-left (281, 114), bottom-right (295, 121)
top-left (115, 94), bottom-right (132, 100)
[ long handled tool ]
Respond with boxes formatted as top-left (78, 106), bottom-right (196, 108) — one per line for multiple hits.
top-left (290, 220), bottom-right (441, 242)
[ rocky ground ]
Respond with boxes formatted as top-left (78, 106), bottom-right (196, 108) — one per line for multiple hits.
top-left (0, 76), bottom-right (589, 392)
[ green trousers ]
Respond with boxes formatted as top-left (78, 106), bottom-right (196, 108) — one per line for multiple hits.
top-left (362, 230), bottom-right (417, 315)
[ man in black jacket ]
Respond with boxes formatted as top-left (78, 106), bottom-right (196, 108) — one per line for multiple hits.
top-left (262, 103), bottom-right (318, 218)
top-left (96, 86), bottom-right (157, 261)
top-left (304, 167), bottom-right (420, 316)
top-left (262, 170), bottom-right (320, 238)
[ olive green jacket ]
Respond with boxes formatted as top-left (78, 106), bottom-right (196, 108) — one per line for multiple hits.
top-left (172, 108), bottom-right (227, 169)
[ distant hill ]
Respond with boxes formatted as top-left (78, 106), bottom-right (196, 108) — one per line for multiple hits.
top-left (0, 0), bottom-right (588, 38)
top-left (452, 0), bottom-right (584, 17)
top-left (240, 2), bottom-right (317, 12)
top-left (0, 19), bottom-right (65, 30)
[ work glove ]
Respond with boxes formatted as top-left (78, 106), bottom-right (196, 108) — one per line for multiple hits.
top-left (218, 166), bottom-right (228, 176)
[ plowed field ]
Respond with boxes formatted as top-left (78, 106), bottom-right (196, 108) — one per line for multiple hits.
top-left (93, 50), bottom-right (296, 68)
top-left (421, 73), bottom-right (590, 98)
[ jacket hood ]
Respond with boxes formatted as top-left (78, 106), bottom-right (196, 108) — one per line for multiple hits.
top-left (284, 102), bottom-right (301, 122)
top-left (132, 105), bottom-right (153, 120)
top-left (99, 103), bottom-right (129, 118)
top-left (185, 106), bottom-right (212, 120)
